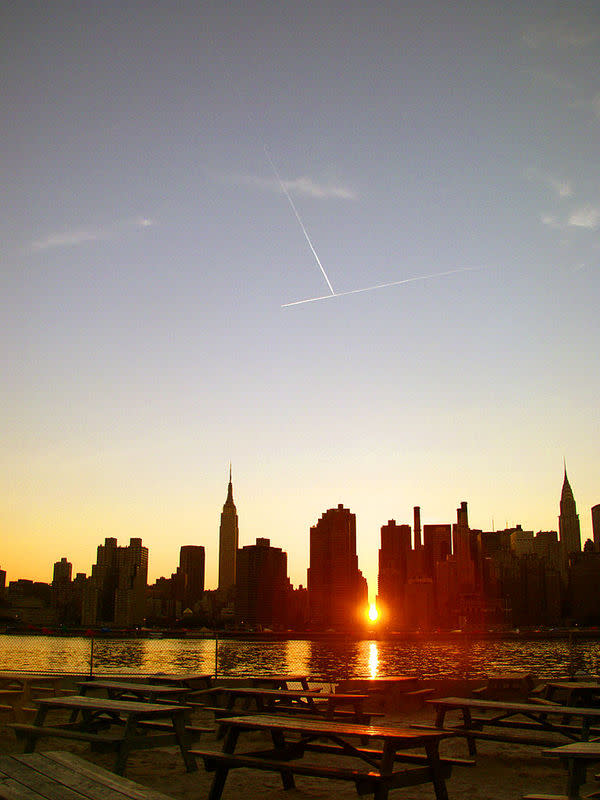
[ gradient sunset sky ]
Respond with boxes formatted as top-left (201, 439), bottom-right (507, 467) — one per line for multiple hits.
top-left (3, 2), bottom-right (599, 596)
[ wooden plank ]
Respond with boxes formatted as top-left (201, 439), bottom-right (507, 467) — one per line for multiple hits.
top-left (0, 775), bottom-right (48, 800)
top-left (0, 756), bottom-right (88, 800)
top-left (218, 713), bottom-right (449, 742)
top-left (10, 752), bottom-right (136, 800)
top-left (42, 752), bottom-right (177, 800)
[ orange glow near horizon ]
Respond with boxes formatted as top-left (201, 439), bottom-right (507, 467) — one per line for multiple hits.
top-left (368, 603), bottom-right (378, 622)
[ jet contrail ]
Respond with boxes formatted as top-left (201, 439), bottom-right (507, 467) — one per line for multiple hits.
top-left (281, 266), bottom-right (483, 307)
top-left (264, 146), bottom-right (335, 296)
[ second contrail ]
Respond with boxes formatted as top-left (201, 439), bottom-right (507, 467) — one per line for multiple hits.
top-left (281, 266), bottom-right (484, 307)
top-left (264, 146), bottom-right (335, 296)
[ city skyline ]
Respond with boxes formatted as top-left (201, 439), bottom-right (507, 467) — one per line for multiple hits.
top-left (2, 465), bottom-right (598, 599)
top-left (3, 3), bottom-right (599, 593)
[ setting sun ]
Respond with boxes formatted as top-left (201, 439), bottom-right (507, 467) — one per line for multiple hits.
top-left (368, 603), bottom-right (378, 622)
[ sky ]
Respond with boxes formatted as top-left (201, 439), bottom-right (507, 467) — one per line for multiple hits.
top-left (2, 1), bottom-right (599, 597)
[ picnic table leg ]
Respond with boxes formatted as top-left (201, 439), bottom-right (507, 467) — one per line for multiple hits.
top-left (113, 715), bottom-right (136, 775)
top-left (565, 757), bottom-right (587, 800)
top-left (23, 705), bottom-right (48, 752)
top-left (271, 729), bottom-right (295, 789)
top-left (208, 725), bottom-right (240, 800)
top-left (373, 740), bottom-right (396, 800)
top-left (425, 740), bottom-right (449, 800)
top-left (171, 711), bottom-right (197, 772)
top-left (462, 708), bottom-right (477, 756)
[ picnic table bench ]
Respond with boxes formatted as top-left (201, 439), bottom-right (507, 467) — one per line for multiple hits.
top-left (77, 679), bottom-right (191, 704)
top-left (248, 673), bottom-right (314, 690)
top-left (0, 750), bottom-right (175, 799)
top-left (8, 694), bottom-right (201, 775)
top-left (420, 697), bottom-right (600, 755)
top-left (194, 713), bottom-right (465, 800)
top-left (206, 685), bottom-right (373, 723)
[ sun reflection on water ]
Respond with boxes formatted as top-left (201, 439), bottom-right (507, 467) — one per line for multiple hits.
top-left (368, 641), bottom-right (379, 678)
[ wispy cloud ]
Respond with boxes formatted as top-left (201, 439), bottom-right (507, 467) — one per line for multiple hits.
top-left (568, 206), bottom-right (600, 229)
top-left (523, 19), bottom-right (600, 50)
top-left (525, 167), bottom-right (573, 198)
top-left (30, 216), bottom-right (153, 252)
top-left (227, 172), bottom-right (357, 200)
top-left (540, 213), bottom-right (561, 229)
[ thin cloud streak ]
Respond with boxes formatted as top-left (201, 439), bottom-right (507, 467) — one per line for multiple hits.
top-left (525, 167), bottom-right (573, 198)
top-left (523, 19), bottom-right (600, 50)
top-left (30, 217), bottom-right (153, 252)
top-left (282, 266), bottom-right (484, 308)
top-left (227, 172), bottom-right (357, 200)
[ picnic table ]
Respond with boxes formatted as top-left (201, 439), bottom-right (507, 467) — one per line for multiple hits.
top-left (9, 694), bottom-right (199, 775)
top-left (248, 673), bottom-right (313, 690)
top-left (530, 741), bottom-right (600, 800)
top-left (194, 713), bottom-right (465, 800)
top-left (540, 682), bottom-right (600, 708)
top-left (424, 697), bottom-right (600, 755)
top-left (77, 679), bottom-right (191, 703)
top-left (0, 672), bottom-right (64, 702)
top-left (146, 673), bottom-right (214, 690)
top-left (210, 686), bottom-right (371, 723)
top-left (0, 750), bottom-right (175, 799)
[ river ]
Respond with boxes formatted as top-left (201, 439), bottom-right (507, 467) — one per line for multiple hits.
top-left (1, 634), bottom-right (599, 680)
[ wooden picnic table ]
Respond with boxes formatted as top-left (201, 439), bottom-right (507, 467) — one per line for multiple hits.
top-left (0, 750), bottom-right (175, 799)
top-left (248, 673), bottom-right (313, 690)
top-left (9, 694), bottom-right (198, 775)
top-left (145, 673), bottom-right (213, 691)
top-left (77, 679), bottom-right (191, 703)
top-left (541, 682), bottom-right (600, 708)
top-left (425, 696), bottom-right (600, 755)
top-left (211, 686), bottom-right (371, 722)
top-left (194, 713), bottom-right (461, 800)
top-left (533, 741), bottom-right (600, 800)
top-left (0, 672), bottom-right (64, 702)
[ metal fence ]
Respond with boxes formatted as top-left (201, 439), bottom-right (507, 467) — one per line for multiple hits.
top-left (0, 633), bottom-right (599, 680)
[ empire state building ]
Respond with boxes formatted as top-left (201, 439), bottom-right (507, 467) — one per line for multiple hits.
top-left (218, 466), bottom-right (239, 593)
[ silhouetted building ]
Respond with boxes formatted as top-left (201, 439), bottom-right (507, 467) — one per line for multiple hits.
top-left (569, 550), bottom-right (600, 625)
top-left (559, 466), bottom-right (581, 556)
top-left (52, 557), bottom-right (72, 587)
top-left (592, 505), bottom-right (600, 552)
top-left (377, 520), bottom-right (412, 628)
top-left (82, 537), bottom-right (148, 627)
top-left (218, 466), bottom-right (238, 594)
top-left (175, 545), bottom-right (205, 611)
top-left (235, 538), bottom-right (291, 628)
top-left (307, 504), bottom-right (368, 630)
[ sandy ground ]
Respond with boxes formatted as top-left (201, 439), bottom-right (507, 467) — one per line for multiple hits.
top-left (0, 704), bottom-right (582, 800)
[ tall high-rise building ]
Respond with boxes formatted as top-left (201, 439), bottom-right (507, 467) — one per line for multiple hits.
top-left (377, 520), bottom-right (411, 627)
top-left (176, 545), bottom-right (205, 609)
top-left (218, 466), bottom-right (239, 593)
top-left (235, 538), bottom-right (291, 628)
top-left (558, 466), bottom-right (581, 555)
top-left (307, 504), bottom-right (368, 630)
top-left (52, 557), bottom-right (72, 587)
top-left (592, 505), bottom-right (600, 552)
top-left (82, 537), bottom-right (148, 627)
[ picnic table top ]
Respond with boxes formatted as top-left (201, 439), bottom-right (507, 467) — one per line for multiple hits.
top-left (146, 673), bottom-right (213, 684)
top-left (0, 672), bottom-right (63, 683)
top-left (215, 686), bottom-right (367, 700)
top-left (77, 679), bottom-right (190, 696)
top-left (428, 696), bottom-right (600, 717)
top-left (35, 694), bottom-right (188, 716)
top-left (0, 750), bottom-right (175, 800)
top-left (543, 742), bottom-right (600, 758)
top-left (219, 712), bottom-right (451, 742)
top-left (545, 681), bottom-right (600, 690)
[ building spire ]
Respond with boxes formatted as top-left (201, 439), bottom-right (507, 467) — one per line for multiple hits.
top-left (225, 463), bottom-right (234, 505)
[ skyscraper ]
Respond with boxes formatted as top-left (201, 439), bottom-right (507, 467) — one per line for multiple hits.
top-left (592, 505), bottom-right (600, 552)
top-left (235, 538), bottom-right (291, 628)
top-left (218, 465), bottom-right (239, 593)
top-left (558, 466), bottom-right (581, 556)
top-left (307, 504), bottom-right (367, 629)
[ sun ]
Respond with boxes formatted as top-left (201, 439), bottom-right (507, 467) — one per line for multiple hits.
top-left (368, 603), bottom-right (378, 622)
